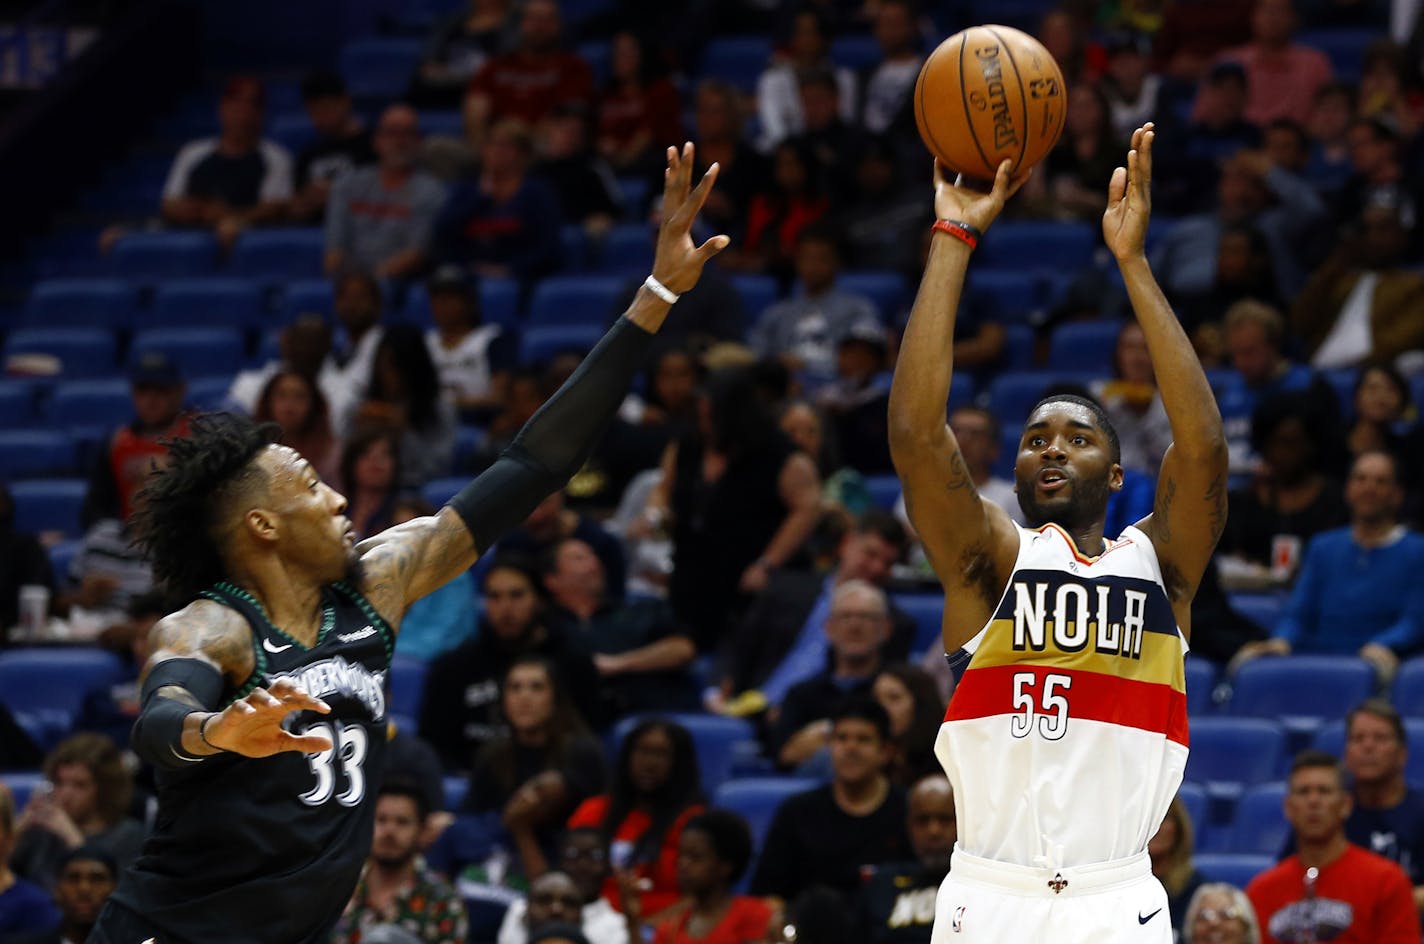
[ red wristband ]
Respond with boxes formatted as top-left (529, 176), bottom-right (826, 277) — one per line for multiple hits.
top-left (932, 219), bottom-right (981, 250)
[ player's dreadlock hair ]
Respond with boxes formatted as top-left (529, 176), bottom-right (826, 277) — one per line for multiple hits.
top-left (1027, 393), bottom-right (1122, 465)
top-left (130, 412), bottom-right (281, 601)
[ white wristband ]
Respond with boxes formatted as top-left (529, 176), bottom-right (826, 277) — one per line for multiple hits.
top-left (643, 275), bottom-right (680, 304)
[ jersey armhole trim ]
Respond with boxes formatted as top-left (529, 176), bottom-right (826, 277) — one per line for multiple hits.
top-left (197, 589), bottom-right (268, 709)
top-left (332, 581), bottom-right (397, 661)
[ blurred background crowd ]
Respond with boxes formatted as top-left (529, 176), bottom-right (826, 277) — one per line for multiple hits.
top-left (1, 0), bottom-right (1423, 941)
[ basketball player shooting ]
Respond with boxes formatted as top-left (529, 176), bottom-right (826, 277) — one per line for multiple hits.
top-left (888, 123), bottom-right (1227, 943)
top-left (86, 144), bottom-right (728, 944)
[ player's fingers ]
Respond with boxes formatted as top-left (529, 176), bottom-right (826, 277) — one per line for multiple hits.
top-left (933, 158), bottom-right (952, 187)
top-left (695, 234), bottom-right (732, 259)
top-left (247, 687), bottom-right (283, 711)
top-left (280, 731), bottom-right (334, 754)
top-left (678, 162), bottom-right (720, 222)
top-left (231, 698), bottom-right (257, 716)
top-left (1107, 166), bottom-right (1127, 206)
top-left (989, 159), bottom-right (1014, 202)
top-left (659, 145), bottom-right (681, 214)
top-left (1139, 130), bottom-right (1154, 186)
top-left (1127, 148), bottom-right (1141, 196)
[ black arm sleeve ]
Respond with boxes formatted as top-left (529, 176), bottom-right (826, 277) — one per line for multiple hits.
top-left (131, 657), bottom-right (226, 771)
top-left (450, 316), bottom-right (654, 551)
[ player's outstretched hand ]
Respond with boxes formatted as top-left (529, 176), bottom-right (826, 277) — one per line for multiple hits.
top-left (933, 158), bottom-right (1030, 234)
top-left (1103, 123), bottom-right (1154, 262)
top-left (650, 142), bottom-right (731, 295)
top-left (202, 677), bottom-right (332, 758)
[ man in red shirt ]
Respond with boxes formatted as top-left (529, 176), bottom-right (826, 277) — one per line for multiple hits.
top-left (1215, 0), bottom-right (1331, 126)
top-left (465, 0), bottom-right (593, 145)
top-left (1248, 750), bottom-right (1420, 944)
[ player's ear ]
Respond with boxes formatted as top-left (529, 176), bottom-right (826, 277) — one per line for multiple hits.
top-left (245, 508), bottom-right (279, 544)
top-left (1108, 462), bottom-right (1125, 493)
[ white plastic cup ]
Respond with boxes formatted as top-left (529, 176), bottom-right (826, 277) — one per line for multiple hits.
top-left (17, 585), bottom-right (49, 641)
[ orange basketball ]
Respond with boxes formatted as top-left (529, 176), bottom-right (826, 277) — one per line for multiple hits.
top-left (913, 24), bottom-right (1067, 182)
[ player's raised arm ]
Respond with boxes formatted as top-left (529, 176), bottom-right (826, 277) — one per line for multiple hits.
top-left (1106, 124), bottom-right (1228, 622)
top-left (888, 160), bottom-right (1027, 644)
top-left (356, 143), bottom-right (730, 620)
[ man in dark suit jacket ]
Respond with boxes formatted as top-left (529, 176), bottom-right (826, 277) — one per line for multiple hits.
top-left (712, 509), bottom-right (913, 714)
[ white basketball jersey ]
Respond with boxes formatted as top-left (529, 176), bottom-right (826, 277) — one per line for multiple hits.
top-left (936, 522), bottom-right (1189, 869)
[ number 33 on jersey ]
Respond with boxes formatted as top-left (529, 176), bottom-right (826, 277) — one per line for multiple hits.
top-left (937, 523), bottom-right (1189, 868)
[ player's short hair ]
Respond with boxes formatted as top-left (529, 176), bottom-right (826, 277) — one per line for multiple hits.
top-left (1026, 393), bottom-right (1122, 465)
top-left (57, 843), bottom-right (117, 880)
top-left (1347, 698), bottom-right (1407, 745)
top-left (131, 412), bottom-right (280, 601)
top-left (1223, 299), bottom-right (1284, 347)
top-left (831, 695), bottom-right (893, 742)
top-left (479, 552), bottom-right (545, 598)
top-left (1289, 749), bottom-right (1343, 785)
top-left (684, 810), bottom-right (756, 883)
top-left (379, 779), bottom-right (430, 821)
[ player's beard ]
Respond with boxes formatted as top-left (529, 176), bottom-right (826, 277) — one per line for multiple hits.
top-left (1016, 472), bottom-right (1113, 535)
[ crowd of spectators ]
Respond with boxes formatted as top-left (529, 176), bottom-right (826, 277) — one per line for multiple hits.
top-left (7, 0), bottom-right (1424, 941)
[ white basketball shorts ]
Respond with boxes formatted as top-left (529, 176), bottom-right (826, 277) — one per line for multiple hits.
top-left (931, 847), bottom-right (1172, 944)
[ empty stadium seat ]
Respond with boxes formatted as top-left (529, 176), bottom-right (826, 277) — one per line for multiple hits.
top-left (47, 378), bottom-right (132, 433)
top-left (1184, 717), bottom-right (1285, 801)
top-left (48, 539), bottom-right (82, 580)
top-left (1047, 321), bottom-right (1123, 376)
top-left (528, 276), bottom-right (624, 327)
top-left (269, 112), bottom-right (316, 154)
top-left (966, 270), bottom-right (1043, 326)
top-left (731, 274), bottom-right (778, 322)
top-left (150, 279), bottom-right (265, 330)
top-left (188, 376), bottom-right (237, 411)
top-left (597, 225), bottom-right (654, 275)
top-left (520, 324), bottom-right (603, 364)
top-left (129, 328), bottom-right (245, 377)
top-left (1001, 324), bottom-right (1036, 370)
top-left (1229, 782), bottom-right (1288, 855)
top-left (1192, 853), bottom-right (1273, 890)
top-left (421, 477), bottom-right (466, 509)
top-left (340, 38), bottom-right (424, 102)
top-left (830, 35), bottom-right (881, 71)
top-left (1393, 658), bottom-right (1424, 717)
top-left (281, 279), bottom-right (336, 322)
top-left (1298, 27), bottom-right (1377, 80)
top-left (24, 279), bottom-right (139, 331)
top-left (1229, 592), bottom-right (1286, 634)
top-left (610, 714), bottom-right (758, 794)
top-left (442, 775), bottom-right (468, 811)
top-left (0, 430), bottom-right (77, 479)
top-left (388, 655), bottom-right (428, 720)
top-left (891, 593), bottom-right (944, 656)
top-left (230, 229), bottom-right (325, 281)
top-left (109, 231), bottom-right (220, 281)
top-left (699, 37), bottom-right (773, 92)
top-left (9, 480), bottom-right (87, 539)
top-left (4, 328), bottom-right (117, 378)
top-left (0, 648), bottom-right (127, 735)
top-left (0, 382), bottom-right (37, 427)
top-left (1228, 656), bottom-right (1375, 738)
top-left (988, 371), bottom-right (1099, 427)
top-left (1183, 658), bottom-right (1219, 716)
top-left (863, 474), bottom-right (901, 511)
top-left (977, 221), bottom-right (1098, 272)
top-left (838, 271), bottom-right (908, 321)
top-left (0, 771), bottom-right (45, 812)
top-left (947, 372), bottom-right (977, 413)
top-left (1176, 782), bottom-right (1208, 850)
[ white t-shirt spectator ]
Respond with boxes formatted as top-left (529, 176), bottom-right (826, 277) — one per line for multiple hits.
top-left (862, 58), bottom-right (922, 134)
top-left (424, 324), bottom-right (511, 403)
top-left (756, 62), bottom-right (859, 150)
top-left (162, 138), bottom-right (294, 206)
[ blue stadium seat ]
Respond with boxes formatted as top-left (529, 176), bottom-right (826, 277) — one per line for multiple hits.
top-left (188, 376), bottom-right (236, 411)
top-left (0, 648), bottom-right (127, 734)
top-left (130, 328), bottom-right (245, 377)
top-left (24, 279), bottom-right (139, 331)
top-left (4, 328), bottom-right (117, 378)
top-left (713, 777), bottom-right (819, 849)
top-left (269, 112), bottom-right (316, 155)
top-left (988, 371), bottom-right (1099, 427)
top-left (109, 231), bottom-right (220, 281)
top-left (388, 655), bottom-right (428, 720)
top-left (442, 775), bottom-right (468, 811)
top-left (230, 229), bottom-right (325, 281)
top-left (417, 111), bottom-right (464, 139)
top-left (1001, 324), bottom-right (1036, 370)
top-left (150, 279), bottom-right (265, 331)
top-left (281, 279), bottom-right (336, 322)
top-left (10, 479), bottom-right (87, 539)
top-left (610, 714), bottom-right (758, 794)
top-left (1228, 656), bottom-right (1376, 739)
top-left (404, 279), bottom-right (523, 332)
top-left (422, 477), bottom-right (467, 509)
top-left (1047, 321), bottom-right (1123, 377)
top-left (699, 37), bottom-right (773, 92)
top-left (863, 474), bottom-right (901, 511)
top-left (891, 593), bottom-right (944, 656)
top-left (47, 379), bottom-right (132, 434)
top-left (1228, 593), bottom-right (1287, 634)
top-left (528, 276), bottom-right (623, 327)
top-left (1394, 658), bottom-right (1424, 717)
top-left (1192, 853), bottom-right (1273, 890)
top-left (1322, 367), bottom-right (1357, 419)
top-left (616, 177), bottom-right (649, 219)
top-left (1184, 658), bottom-right (1219, 716)
top-left (520, 325), bottom-right (604, 366)
top-left (1314, 718), bottom-right (1424, 786)
top-left (1298, 28), bottom-right (1378, 80)
top-left (340, 38), bottom-right (424, 102)
top-left (0, 430), bottom-right (77, 478)
top-left (947, 373), bottom-right (977, 414)
top-left (48, 539), bottom-right (82, 580)
top-left (977, 221), bottom-right (1098, 272)
top-left (1184, 718), bottom-right (1285, 802)
top-left (1229, 782), bottom-right (1288, 855)
top-left (1176, 782), bottom-right (1208, 850)
top-left (830, 35), bottom-right (881, 72)
top-left (0, 382), bottom-right (37, 427)
top-left (966, 270), bottom-right (1043, 326)
top-left (838, 271), bottom-right (908, 322)
top-left (0, 771), bottom-right (46, 812)
top-left (731, 275), bottom-right (779, 322)
top-left (454, 425), bottom-right (488, 469)
top-left (596, 225), bottom-right (654, 275)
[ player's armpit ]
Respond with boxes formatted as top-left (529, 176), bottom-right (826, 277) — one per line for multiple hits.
top-left (356, 506), bottom-right (478, 625)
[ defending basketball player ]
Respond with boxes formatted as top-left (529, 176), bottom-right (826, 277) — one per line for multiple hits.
top-left (888, 124), bottom-right (1226, 942)
top-left (86, 144), bottom-right (728, 944)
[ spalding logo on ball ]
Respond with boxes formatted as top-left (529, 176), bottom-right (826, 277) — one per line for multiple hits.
top-left (914, 24), bottom-right (1067, 182)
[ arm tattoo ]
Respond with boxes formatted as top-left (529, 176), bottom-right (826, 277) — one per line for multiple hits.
top-left (1204, 472), bottom-right (1227, 544)
top-left (947, 450), bottom-right (975, 492)
top-left (1153, 477), bottom-right (1176, 544)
